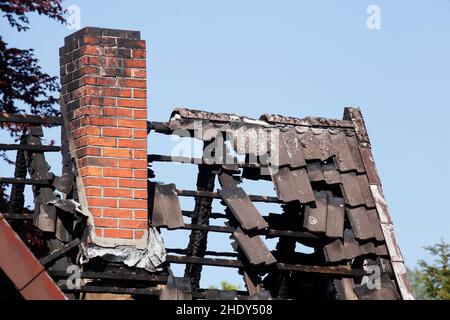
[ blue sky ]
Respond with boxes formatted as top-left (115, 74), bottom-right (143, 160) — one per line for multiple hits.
top-left (2, 0), bottom-right (449, 288)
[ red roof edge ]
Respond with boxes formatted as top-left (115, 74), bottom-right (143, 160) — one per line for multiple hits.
top-left (0, 213), bottom-right (66, 300)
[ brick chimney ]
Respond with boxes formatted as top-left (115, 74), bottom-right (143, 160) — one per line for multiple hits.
top-left (60, 27), bottom-right (148, 249)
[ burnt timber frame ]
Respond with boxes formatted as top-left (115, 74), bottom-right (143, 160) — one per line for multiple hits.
top-left (146, 107), bottom-right (413, 300)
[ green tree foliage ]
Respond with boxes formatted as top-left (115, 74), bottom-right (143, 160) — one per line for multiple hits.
top-left (406, 267), bottom-right (430, 300)
top-left (418, 239), bottom-right (450, 300)
top-left (208, 281), bottom-right (240, 291)
top-left (408, 239), bottom-right (450, 300)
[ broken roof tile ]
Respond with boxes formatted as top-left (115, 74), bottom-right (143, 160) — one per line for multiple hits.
top-left (357, 174), bottom-right (375, 208)
top-left (303, 192), bottom-right (328, 233)
top-left (270, 166), bottom-right (315, 204)
top-left (219, 187), bottom-right (268, 232)
top-left (367, 209), bottom-right (385, 242)
top-left (298, 128), bottom-right (334, 161)
top-left (325, 196), bottom-right (345, 238)
top-left (329, 131), bottom-right (357, 172)
top-left (340, 172), bottom-right (366, 207)
top-left (274, 129), bottom-right (306, 168)
top-left (323, 239), bottom-right (346, 262)
top-left (322, 162), bottom-right (342, 185)
top-left (343, 229), bottom-right (361, 260)
top-left (346, 206), bottom-right (375, 241)
top-left (345, 132), bottom-right (366, 174)
top-left (233, 228), bottom-right (276, 266)
top-left (307, 162), bottom-right (325, 182)
top-left (151, 183), bottom-right (184, 230)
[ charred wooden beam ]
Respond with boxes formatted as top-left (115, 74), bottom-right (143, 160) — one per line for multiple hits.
top-left (148, 121), bottom-right (172, 134)
top-left (40, 238), bottom-right (81, 266)
top-left (59, 284), bottom-right (161, 296)
top-left (167, 248), bottom-right (238, 258)
top-left (184, 155), bottom-right (217, 290)
top-left (167, 254), bottom-right (243, 268)
top-left (8, 132), bottom-right (28, 215)
top-left (148, 154), bottom-right (264, 169)
top-left (49, 270), bottom-right (169, 283)
top-left (0, 113), bottom-right (63, 125)
top-left (0, 144), bottom-right (61, 152)
top-left (0, 177), bottom-right (52, 185)
top-left (155, 222), bottom-right (319, 239)
top-left (276, 263), bottom-right (367, 276)
top-left (177, 189), bottom-right (280, 203)
top-left (167, 255), bottom-right (372, 276)
top-left (182, 210), bottom-right (227, 220)
top-left (1, 213), bottom-right (33, 220)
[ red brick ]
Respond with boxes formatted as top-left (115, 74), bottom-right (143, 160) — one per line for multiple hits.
top-left (118, 139), bottom-right (146, 148)
top-left (80, 167), bottom-right (102, 177)
top-left (103, 188), bottom-right (133, 197)
top-left (73, 106), bottom-right (102, 118)
top-left (103, 127), bottom-right (133, 138)
top-left (133, 109), bottom-right (147, 119)
top-left (103, 148), bottom-right (132, 158)
top-left (118, 119), bottom-right (147, 128)
top-left (132, 69), bottom-right (146, 78)
top-left (101, 56), bottom-right (123, 68)
top-left (94, 218), bottom-right (118, 228)
top-left (103, 228), bottom-right (133, 239)
top-left (84, 177), bottom-right (118, 187)
top-left (133, 169), bottom-right (147, 179)
top-left (119, 179), bottom-right (147, 188)
top-left (117, 99), bottom-right (146, 109)
top-left (80, 56), bottom-right (100, 65)
top-left (134, 210), bottom-right (147, 219)
top-left (91, 208), bottom-right (103, 217)
top-left (134, 230), bottom-right (145, 239)
top-left (133, 129), bottom-right (148, 138)
top-left (118, 219), bottom-right (147, 229)
top-left (102, 67), bottom-right (132, 78)
top-left (134, 190), bottom-right (147, 199)
top-left (117, 39), bottom-right (146, 49)
top-left (133, 89), bottom-right (147, 99)
top-left (119, 199), bottom-right (147, 209)
top-left (95, 228), bottom-right (103, 237)
top-left (88, 197), bottom-right (117, 208)
top-left (132, 49), bottom-right (146, 59)
top-left (76, 147), bottom-right (101, 158)
top-left (80, 36), bottom-right (100, 45)
top-left (80, 76), bottom-right (116, 87)
top-left (133, 150), bottom-right (147, 158)
top-left (85, 187), bottom-right (102, 196)
top-left (80, 96), bottom-right (116, 107)
top-left (102, 107), bottom-right (132, 117)
top-left (103, 168), bottom-right (133, 178)
top-left (77, 65), bottom-right (100, 77)
top-left (103, 208), bottom-right (133, 218)
top-left (123, 59), bottom-right (146, 69)
top-left (81, 116), bottom-right (117, 127)
top-left (102, 88), bottom-right (132, 98)
top-left (73, 126), bottom-right (101, 139)
top-left (118, 159), bottom-right (147, 168)
top-left (75, 136), bottom-right (116, 148)
top-left (80, 45), bottom-right (99, 56)
top-left (82, 157), bottom-right (117, 167)
top-left (118, 78), bottom-right (146, 88)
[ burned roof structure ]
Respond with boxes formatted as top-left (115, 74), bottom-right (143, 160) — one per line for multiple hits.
top-left (0, 27), bottom-right (413, 300)
top-left (145, 106), bottom-right (413, 300)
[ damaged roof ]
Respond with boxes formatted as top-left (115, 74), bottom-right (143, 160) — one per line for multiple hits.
top-left (147, 106), bottom-right (413, 300)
